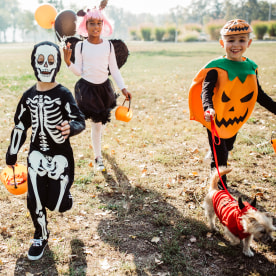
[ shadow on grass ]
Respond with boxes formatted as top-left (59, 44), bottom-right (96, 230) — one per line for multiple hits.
top-left (68, 239), bottom-right (87, 276)
top-left (13, 239), bottom-right (87, 276)
top-left (96, 153), bottom-right (276, 276)
top-left (14, 247), bottom-right (58, 276)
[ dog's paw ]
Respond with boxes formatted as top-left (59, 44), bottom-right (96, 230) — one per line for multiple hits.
top-left (243, 248), bottom-right (254, 257)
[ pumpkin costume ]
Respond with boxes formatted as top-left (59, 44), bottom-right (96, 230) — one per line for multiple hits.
top-left (189, 19), bottom-right (276, 188)
top-left (189, 56), bottom-right (259, 139)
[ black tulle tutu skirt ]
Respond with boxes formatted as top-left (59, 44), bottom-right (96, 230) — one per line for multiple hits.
top-left (74, 78), bottom-right (118, 124)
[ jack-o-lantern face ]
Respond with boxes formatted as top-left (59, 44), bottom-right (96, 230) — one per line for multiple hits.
top-left (189, 60), bottom-right (258, 139)
top-left (220, 19), bottom-right (252, 36)
top-left (213, 75), bottom-right (257, 137)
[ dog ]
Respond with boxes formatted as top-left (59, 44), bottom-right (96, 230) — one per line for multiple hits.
top-left (203, 167), bottom-right (276, 257)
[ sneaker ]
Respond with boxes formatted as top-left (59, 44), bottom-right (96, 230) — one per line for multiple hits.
top-left (27, 238), bottom-right (48, 261)
top-left (95, 156), bottom-right (105, 172)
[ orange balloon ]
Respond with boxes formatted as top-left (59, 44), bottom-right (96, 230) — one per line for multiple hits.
top-left (0, 164), bottom-right (28, 195)
top-left (35, 4), bottom-right (57, 29)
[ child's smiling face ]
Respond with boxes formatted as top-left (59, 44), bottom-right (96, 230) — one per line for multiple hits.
top-left (220, 33), bottom-right (252, 61)
top-left (86, 18), bottom-right (103, 38)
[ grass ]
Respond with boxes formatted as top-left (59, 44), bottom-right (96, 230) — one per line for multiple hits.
top-left (0, 41), bottom-right (275, 275)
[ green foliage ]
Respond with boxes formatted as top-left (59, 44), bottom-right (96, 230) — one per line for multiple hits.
top-left (140, 27), bottom-right (152, 41)
top-left (184, 23), bottom-right (202, 33)
top-left (252, 21), bottom-right (268, 39)
top-left (183, 35), bottom-right (199, 42)
top-left (154, 27), bottom-right (166, 42)
top-left (166, 27), bottom-right (178, 42)
top-left (206, 21), bottom-right (224, 40)
top-left (129, 29), bottom-right (141, 41)
top-left (268, 21), bottom-right (276, 37)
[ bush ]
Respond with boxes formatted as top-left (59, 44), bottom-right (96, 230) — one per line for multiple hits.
top-left (154, 27), bottom-right (166, 42)
top-left (252, 21), bottom-right (268, 40)
top-left (184, 24), bottom-right (202, 33)
top-left (205, 21), bottom-right (224, 40)
top-left (267, 21), bottom-right (276, 37)
top-left (183, 35), bottom-right (198, 42)
top-left (165, 27), bottom-right (178, 42)
top-left (140, 27), bottom-right (152, 41)
top-left (129, 29), bottom-right (141, 41)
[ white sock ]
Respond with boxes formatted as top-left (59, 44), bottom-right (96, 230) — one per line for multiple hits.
top-left (91, 122), bottom-right (102, 159)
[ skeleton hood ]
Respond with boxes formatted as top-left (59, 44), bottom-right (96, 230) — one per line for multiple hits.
top-left (31, 41), bottom-right (61, 83)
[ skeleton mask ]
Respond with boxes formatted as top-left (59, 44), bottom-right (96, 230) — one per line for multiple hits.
top-left (31, 41), bottom-right (61, 83)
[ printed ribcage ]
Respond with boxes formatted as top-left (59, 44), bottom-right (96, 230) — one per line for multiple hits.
top-left (27, 95), bottom-right (65, 151)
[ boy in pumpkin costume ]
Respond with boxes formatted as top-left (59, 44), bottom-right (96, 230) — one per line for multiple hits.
top-left (189, 19), bottom-right (276, 188)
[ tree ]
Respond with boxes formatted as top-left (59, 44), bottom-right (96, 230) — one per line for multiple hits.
top-left (18, 10), bottom-right (37, 42)
top-left (0, 0), bottom-right (19, 42)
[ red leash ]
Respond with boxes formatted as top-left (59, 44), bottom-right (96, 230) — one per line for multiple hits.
top-left (210, 116), bottom-right (234, 200)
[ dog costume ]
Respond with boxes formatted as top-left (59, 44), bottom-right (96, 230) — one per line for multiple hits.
top-left (213, 191), bottom-right (256, 239)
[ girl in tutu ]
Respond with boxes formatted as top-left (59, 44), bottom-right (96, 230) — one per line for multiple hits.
top-left (63, 4), bottom-right (131, 171)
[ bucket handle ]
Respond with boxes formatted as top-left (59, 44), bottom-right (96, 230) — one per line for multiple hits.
top-left (122, 99), bottom-right (131, 112)
top-left (12, 165), bottom-right (18, 189)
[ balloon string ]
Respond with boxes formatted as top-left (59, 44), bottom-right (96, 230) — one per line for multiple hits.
top-left (210, 116), bottom-right (233, 199)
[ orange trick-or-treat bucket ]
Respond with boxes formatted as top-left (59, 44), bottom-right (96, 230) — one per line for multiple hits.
top-left (271, 139), bottom-right (276, 154)
top-left (115, 99), bottom-right (133, 122)
top-left (0, 164), bottom-right (28, 195)
top-left (271, 132), bottom-right (276, 154)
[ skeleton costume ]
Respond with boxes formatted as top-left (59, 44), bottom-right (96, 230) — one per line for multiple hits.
top-left (6, 41), bottom-right (85, 242)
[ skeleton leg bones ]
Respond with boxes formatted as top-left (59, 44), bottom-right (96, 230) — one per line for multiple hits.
top-left (28, 150), bottom-right (70, 239)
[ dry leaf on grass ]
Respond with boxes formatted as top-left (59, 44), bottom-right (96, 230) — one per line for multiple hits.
top-left (100, 258), bottom-right (110, 270)
top-left (190, 236), bottom-right (197, 243)
top-left (151, 236), bottom-right (160, 243)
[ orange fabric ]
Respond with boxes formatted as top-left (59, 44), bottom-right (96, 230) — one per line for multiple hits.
top-left (189, 67), bottom-right (258, 138)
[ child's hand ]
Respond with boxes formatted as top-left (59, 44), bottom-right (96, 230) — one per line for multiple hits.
top-left (121, 88), bottom-right (132, 100)
top-left (56, 120), bottom-right (70, 139)
top-left (204, 108), bottom-right (215, 122)
top-left (63, 42), bottom-right (72, 67)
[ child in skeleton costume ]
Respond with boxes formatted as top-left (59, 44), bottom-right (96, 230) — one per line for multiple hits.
top-left (189, 19), bottom-right (276, 189)
top-left (6, 41), bottom-right (85, 261)
top-left (63, 4), bottom-right (132, 172)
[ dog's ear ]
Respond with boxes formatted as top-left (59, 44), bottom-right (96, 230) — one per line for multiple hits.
top-left (238, 197), bottom-right (245, 210)
top-left (250, 196), bottom-right (257, 208)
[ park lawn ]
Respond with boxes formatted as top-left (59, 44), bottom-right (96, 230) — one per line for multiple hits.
top-left (0, 41), bottom-right (275, 275)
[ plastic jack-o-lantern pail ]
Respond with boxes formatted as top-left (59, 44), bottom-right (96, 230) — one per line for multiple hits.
top-left (115, 99), bottom-right (133, 122)
top-left (271, 132), bottom-right (276, 154)
top-left (0, 164), bottom-right (28, 195)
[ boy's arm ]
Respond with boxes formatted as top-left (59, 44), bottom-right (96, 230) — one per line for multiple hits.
top-left (6, 95), bottom-right (31, 165)
top-left (257, 78), bottom-right (276, 115)
top-left (201, 69), bottom-right (218, 121)
top-left (201, 69), bottom-right (218, 111)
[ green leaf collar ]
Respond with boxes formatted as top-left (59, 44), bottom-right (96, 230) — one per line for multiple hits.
top-left (205, 56), bottom-right (258, 83)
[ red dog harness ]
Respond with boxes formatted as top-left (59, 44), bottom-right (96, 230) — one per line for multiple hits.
top-left (213, 191), bottom-right (256, 239)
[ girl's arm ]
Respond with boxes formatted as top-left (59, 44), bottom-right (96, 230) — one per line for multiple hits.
top-left (64, 42), bottom-right (83, 76)
top-left (109, 43), bottom-right (131, 99)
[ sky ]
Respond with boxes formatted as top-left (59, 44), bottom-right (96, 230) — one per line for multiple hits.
top-left (19, 0), bottom-right (190, 15)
